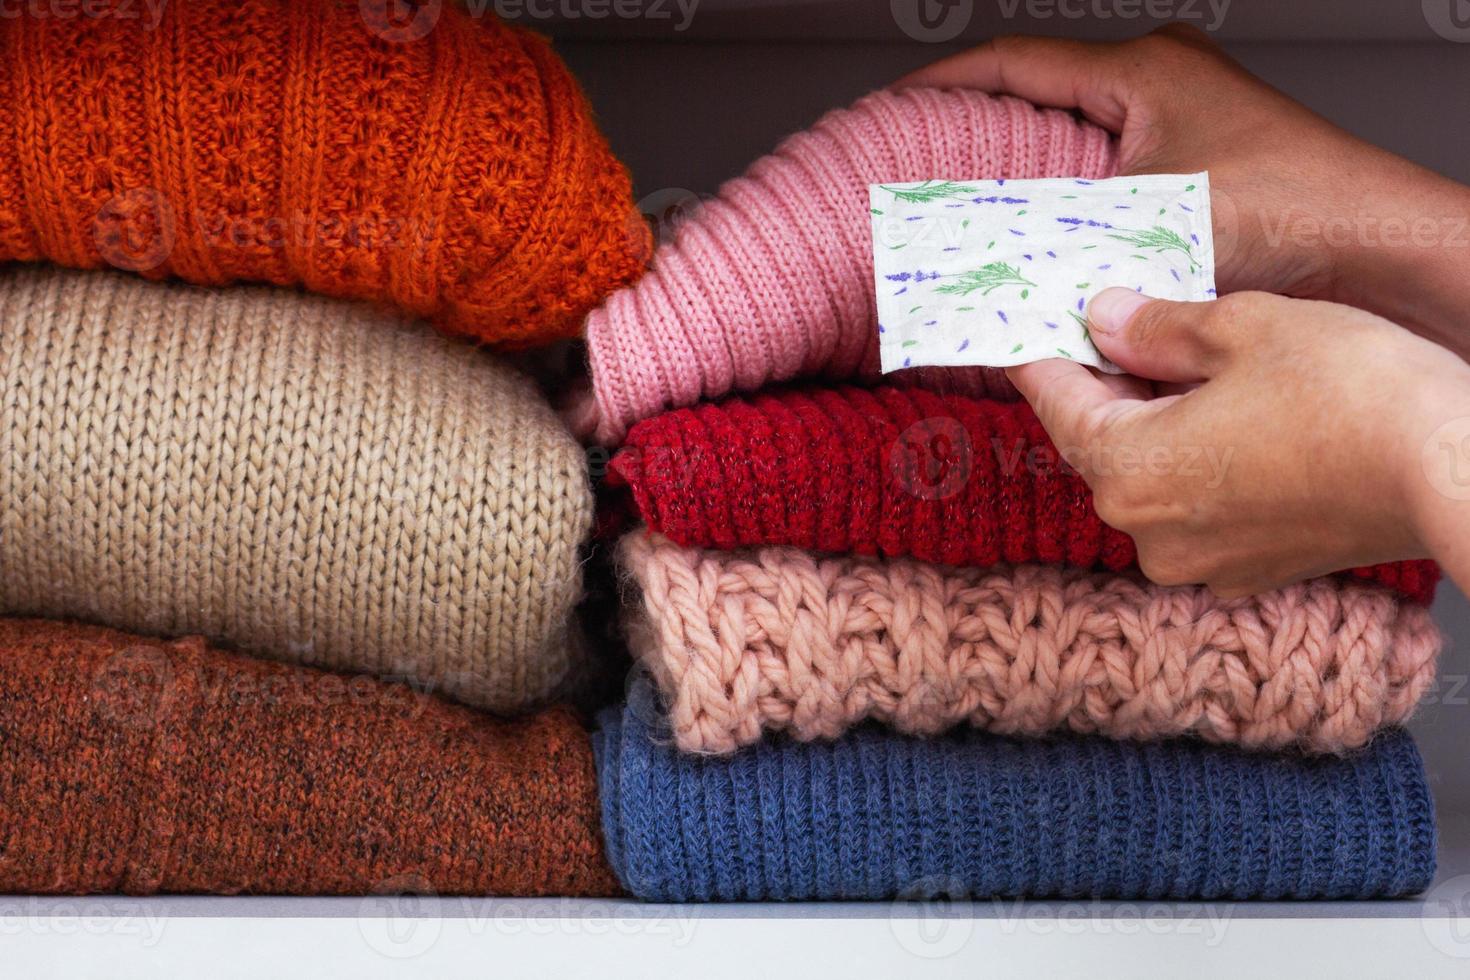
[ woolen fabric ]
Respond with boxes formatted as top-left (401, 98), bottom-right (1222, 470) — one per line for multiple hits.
top-left (609, 385), bottom-right (1440, 604)
top-left (619, 532), bottom-right (1440, 755)
top-left (595, 696), bottom-right (1437, 902)
top-left (0, 267), bottom-right (593, 713)
top-left (0, 618), bottom-right (619, 896)
top-left (0, 0), bottom-right (646, 347)
top-left (576, 88), bottom-right (1118, 444)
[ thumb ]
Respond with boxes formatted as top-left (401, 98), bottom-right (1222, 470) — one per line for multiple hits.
top-left (1086, 288), bottom-right (1238, 384)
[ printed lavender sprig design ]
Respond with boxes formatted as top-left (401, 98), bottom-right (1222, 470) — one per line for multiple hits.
top-left (877, 180), bottom-right (981, 204)
top-left (1105, 225), bottom-right (1198, 271)
top-left (870, 173), bottom-right (1214, 375)
top-left (934, 261), bottom-right (1035, 297)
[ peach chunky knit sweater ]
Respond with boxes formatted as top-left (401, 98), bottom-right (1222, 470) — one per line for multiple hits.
top-left (0, 0), bottom-right (646, 347)
top-left (620, 532), bottom-right (1441, 755)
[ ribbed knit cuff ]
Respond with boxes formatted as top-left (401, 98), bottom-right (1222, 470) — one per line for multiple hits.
top-left (595, 697), bottom-right (1437, 902)
top-left (610, 385), bottom-right (1441, 605)
top-left (583, 88), bottom-right (1118, 445)
top-left (618, 531), bottom-right (1441, 755)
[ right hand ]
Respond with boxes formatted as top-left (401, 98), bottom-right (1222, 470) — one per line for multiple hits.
top-left (897, 27), bottom-right (1470, 358)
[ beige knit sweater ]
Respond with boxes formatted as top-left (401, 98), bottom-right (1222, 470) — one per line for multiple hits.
top-left (0, 267), bottom-right (593, 713)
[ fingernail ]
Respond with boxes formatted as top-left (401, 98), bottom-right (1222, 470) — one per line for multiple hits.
top-left (1086, 288), bottom-right (1152, 335)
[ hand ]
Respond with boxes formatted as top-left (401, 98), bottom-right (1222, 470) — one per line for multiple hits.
top-left (898, 28), bottom-right (1470, 361)
top-left (1007, 287), bottom-right (1470, 598)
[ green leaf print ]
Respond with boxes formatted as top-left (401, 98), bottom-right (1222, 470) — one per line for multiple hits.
top-left (878, 180), bottom-right (980, 204)
top-left (1106, 225), bottom-right (1196, 268)
top-left (935, 262), bottom-right (1037, 297)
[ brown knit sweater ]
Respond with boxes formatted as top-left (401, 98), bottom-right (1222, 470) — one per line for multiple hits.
top-left (0, 618), bottom-right (620, 896)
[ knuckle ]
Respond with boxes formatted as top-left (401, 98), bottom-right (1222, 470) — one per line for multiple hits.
top-left (1212, 290), bottom-right (1280, 322)
top-left (1090, 487), bottom-right (1132, 532)
top-left (1123, 299), bottom-right (1172, 349)
top-left (1136, 541), bottom-right (1204, 588)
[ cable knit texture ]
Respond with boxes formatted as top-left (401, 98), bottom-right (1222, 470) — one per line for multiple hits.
top-left (595, 697), bottom-right (1436, 902)
top-left (618, 532), bottom-right (1440, 755)
top-left (0, 618), bottom-right (619, 896)
top-left (579, 88), bottom-right (1117, 444)
top-left (0, 267), bottom-right (593, 713)
top-left (611, 385), bottom-right (1440, 604)
top-left (0, 0), bottom-right (646, 347)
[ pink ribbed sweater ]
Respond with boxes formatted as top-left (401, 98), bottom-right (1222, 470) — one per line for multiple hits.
top-left (577, 88), bottom-right (1118, 445)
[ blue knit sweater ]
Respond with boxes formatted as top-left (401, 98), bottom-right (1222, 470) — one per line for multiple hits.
top-left (594, 702), bottom-right (1436, 902)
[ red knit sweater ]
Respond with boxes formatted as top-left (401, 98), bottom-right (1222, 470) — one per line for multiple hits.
top-left (609, 385), bottom-right (1439, 604)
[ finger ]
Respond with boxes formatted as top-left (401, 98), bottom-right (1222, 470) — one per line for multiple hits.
top-left (1005, 358), bottom-right (1133, 450)
top-left (1086, 288), bottom-right (1236, 384)
top-left (1096, 370), bottom-right (1154, 401)
top-left (893, 36), bottom-right (1131, 132)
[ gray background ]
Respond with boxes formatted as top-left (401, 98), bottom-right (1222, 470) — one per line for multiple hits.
top-left (548, 1), bottom-right (1470, 818)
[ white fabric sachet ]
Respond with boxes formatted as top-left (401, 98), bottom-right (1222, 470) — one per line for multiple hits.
top-left (870, 172), bottom-right (1216, 373)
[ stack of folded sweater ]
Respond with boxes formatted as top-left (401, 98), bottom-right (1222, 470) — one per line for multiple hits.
top-left (583, 89), bottom-right (1444, 902)
top-left (0, 0), bottom-right (645, 894)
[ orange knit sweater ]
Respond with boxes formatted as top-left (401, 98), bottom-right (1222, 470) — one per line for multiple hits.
top-left (0, 0), bottom-right (647, 347)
